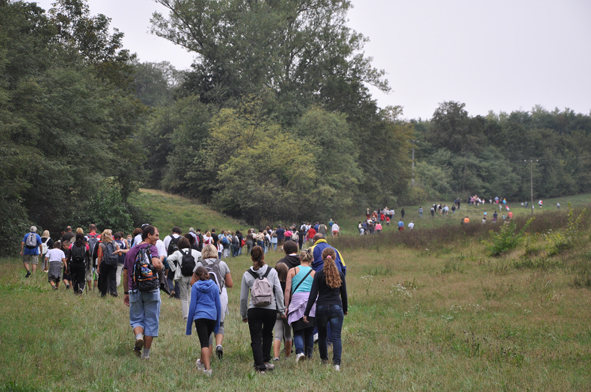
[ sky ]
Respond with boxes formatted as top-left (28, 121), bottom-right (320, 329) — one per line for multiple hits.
top-left (33, 0), bottom-right (591, 120)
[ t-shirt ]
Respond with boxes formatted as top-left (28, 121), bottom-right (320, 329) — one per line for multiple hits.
top-left (408, 222), bottom-right (414, 229)
top-left (275, 228), bottom-right (285, 240)
top-left (124, 243), bottom-right (159, 291)
top-left (156, 239), bottom-right (167, 259)
top-left (332, 224), bottom-right (339, 232)
top-left (46, 248), bottom-right (66, 263)
top-left (22, 233), bottom-right (42, 255)
top-left (114, 239), bottom-right (127, 264)
top-left (398, 221), bottom-right (404, 227)
top-left (61, 231), bottom-right (75, 244)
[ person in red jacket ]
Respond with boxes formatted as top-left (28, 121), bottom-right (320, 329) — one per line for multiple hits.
top-left (306, 227), bottom-right (316, 244)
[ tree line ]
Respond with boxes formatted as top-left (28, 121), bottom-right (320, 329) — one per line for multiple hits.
top-left (3, 0), bottom-right (591, 255)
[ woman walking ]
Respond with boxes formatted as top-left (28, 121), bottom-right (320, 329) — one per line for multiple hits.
top-left (240, 246), bottom-right (285, 373)
top-left (186, 266), bottom-right (221, 376)
top-left (285, 248), bottom-right (316, 362)
top-left (304, 247), bottom-right (347, 371)
top-left (97, 229), bottom-right (120, 297)
top-left (272, 263), bottom-right (292, 361)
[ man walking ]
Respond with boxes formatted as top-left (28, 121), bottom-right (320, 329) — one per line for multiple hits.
top-left (21, 226), bottom-right (42, 277)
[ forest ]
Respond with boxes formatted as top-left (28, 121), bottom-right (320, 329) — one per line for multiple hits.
top-left (2, 0), bottom-right (591, 254)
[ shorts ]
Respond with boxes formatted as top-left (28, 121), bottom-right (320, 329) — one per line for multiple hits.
top-left (194, 319), bottom-right (216, 348)
top-left (85, 267), bottom-right (93, 282)
top-left (274, 316), bottom-right (292, 342)
top-left (48, 262), bottom-right (62, 283)
top-left (129, 289), bottom-right (161, 337)
top-left (23, 254), bottom-right (39, 264)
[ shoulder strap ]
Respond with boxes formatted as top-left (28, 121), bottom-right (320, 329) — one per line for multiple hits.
top-left (246, 269), bottom-right (259, 279)
top-left (292, 268), bottom-right (312, 294)
top-left (262, 267), bottom-right (271, 279)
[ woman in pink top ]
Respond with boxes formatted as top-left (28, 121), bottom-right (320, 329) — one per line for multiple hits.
top-left (375, 222), bottom-right (383, 234)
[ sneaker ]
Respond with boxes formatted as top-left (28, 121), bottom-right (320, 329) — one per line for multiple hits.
top-left (216, 345), bottom-right (223, 360)
top-left (203, 369), bottom-right (212, 377)
top-left (264, 362), bottom-right (275, 371)
top-left (134, 337), bottom-right (144, 357)
top-left (313, 333), bottom-right (318, 343)
top-left (25, 271), bottom-right (31, 278)
top-left (141, 355), bottom-right (150, 361)
top-left (334, 365), bottom-right (340, 372)
top-left (295, 353), bottom-right (305, 363)
top-left (66, 284), bottom-right (70, 290)
top-left (256, 370), bottom-right (265, 375)
top-left (196, 359), bottom-right (205, 371)
top-left (52, 286), bottom-right (58, 291)
top-left (273, 357), bottom-right (280, 362)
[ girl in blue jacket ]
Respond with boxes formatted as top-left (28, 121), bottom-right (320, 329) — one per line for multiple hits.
top-left (186, 266), bottom-right (221, 376)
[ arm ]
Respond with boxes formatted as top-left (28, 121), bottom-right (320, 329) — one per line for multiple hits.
top-left (224, 272), bottom-right (233, 288)
top-left (214, 290), bottom-right (221, 334)
top-left (97, 245), bottom-right (103, 272)
top-left (38, 236), bottom-right (42, 255)
top-left (272, 271), bottom-right (285, 314)
top-left (185, 284), bottom-right (198, 335)
top-left (123, 268), bottom-right (129, 306)
top-left (240, 273), bottom-right (249, 321)
top-left (20, 240), bottom-right (24, 255)
top-left (284, 268), bottom-right (296, 310)
top-left (340, 273), bottom-right (348, 315)
top-left (304, 273), bottom-right (320, 319)
top-left (151, 256), bottom-right (163, 272)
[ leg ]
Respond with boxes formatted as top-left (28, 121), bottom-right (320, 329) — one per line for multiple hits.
top-left (328, 306), bottom-right (344, 365)
top-left (293, 329), bottom-right (304, 355)
top-left (261, 309), bottom-right (276, 365)
top-left (273, 318), bottom-right (284, 359)
top-left (304, 326), bottom-right (315, 358)
top-left (247, 308), bottom-right (265, 370)
top-left (316, 306), bottom-right (329, 362)
top-left (108, 263), bottom-right (118, 296)
top-left (283, 319), bottom-right (292, 357)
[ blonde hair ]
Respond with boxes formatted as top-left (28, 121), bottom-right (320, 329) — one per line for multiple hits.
top-left (300, 248), bottom-right (313, 263)
top-left (101, 229), bottom-right (113, 243)
top-left (202, 244), bottom-right (217, 259)
top-left (41, 230), bottom-right (50, 239)
top-left (76, 227), bottom-right (84, 234)
top-left (321, 247), bottom-right (341, 289)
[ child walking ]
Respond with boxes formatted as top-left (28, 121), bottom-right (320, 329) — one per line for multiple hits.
top-left (186, 266), bottom-right (221, 376)
top-left (45, 241), bottom-right (66, 290)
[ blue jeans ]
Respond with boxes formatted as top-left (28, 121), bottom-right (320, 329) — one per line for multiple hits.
top-left (293, 326), bottom-right (314, 357)
top-left (316, 304), bottom-right (344, 365)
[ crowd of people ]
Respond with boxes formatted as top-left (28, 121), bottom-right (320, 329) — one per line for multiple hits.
top-left (20, 224), bottom-right (348, 375)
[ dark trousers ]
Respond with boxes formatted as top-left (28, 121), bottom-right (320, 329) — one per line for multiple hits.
top-left (194, 319), bottom-right (216, 348)
top-left (98, 262), bottom-right (117, 297)
top-left (247, 308), bottom-right (276, 371)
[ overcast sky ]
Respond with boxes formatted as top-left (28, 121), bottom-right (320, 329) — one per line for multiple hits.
top-left (34, 0), bottom-right (591, 120)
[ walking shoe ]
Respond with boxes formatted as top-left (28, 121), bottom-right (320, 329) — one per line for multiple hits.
top-left (334, 365), bottom-right (340, 372)
top-left (203, 369), bottom-right (212, 377)
top-left (25, 271), bottom-right (31, 278)
top-left (141, 355), bottom-right (150, 361)
top-left (65, 284), bottom-right (70, 289)
top-left (52, 286), bottom-right (58, 291)
top-left (263, 362), bottom-right (275, 371)
top-left (295, 353), bottom-right (305, 363)
top-left (313, 333), bottom-right (318, 343)
top-left (273, 357), bottom-right (280, 362)
top-left (134, 337), bottom-right (144, 357)
top-left (216, 345), bottom-right (223, 360)
top-left (196, 358), bottom-right (205, 371)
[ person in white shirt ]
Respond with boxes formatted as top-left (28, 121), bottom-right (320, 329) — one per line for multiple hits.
top-left (331, 222), bottom-right (340, 237)
top-left (45, 241), bottom-right (66, 290)
top-left (408, 221), bottom-right (414, 231)
top-left (163, 227), bottom-right (183, 253)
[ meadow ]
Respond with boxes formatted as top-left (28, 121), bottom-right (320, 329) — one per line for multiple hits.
top-left (1, 192), bottom-right (590, 391)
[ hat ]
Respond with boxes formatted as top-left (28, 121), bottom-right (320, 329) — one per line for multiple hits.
top-left (30, 226), bottom-right (37, 233)
top-left (141, 223), bottom-right (150, 229)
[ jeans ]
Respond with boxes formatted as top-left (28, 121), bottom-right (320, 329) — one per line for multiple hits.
top-left (293, 327), bottom-right (314, 357)
top-left (316, 304), bottom-right (344, 365)
top-left (247, 308), bottom-right (276, 371)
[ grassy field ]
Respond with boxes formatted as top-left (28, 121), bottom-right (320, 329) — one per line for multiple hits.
top-left (1, 192), bottom-right (591, 391)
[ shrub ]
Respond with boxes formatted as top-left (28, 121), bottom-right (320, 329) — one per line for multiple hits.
top-left (485, 217), bottom-right (534, 256)
top-left (543, 203), bottom-right (587, 256)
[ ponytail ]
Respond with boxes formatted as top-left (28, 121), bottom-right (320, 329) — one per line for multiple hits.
top-left (321, 248), bottom-right (341, 288)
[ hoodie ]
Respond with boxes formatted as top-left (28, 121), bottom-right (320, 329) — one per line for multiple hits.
top-left (276, 254), bottom-right (301, 270)
top-left (185, 279), bottom-right (221, 336)
top-left (309, 239), bottom-right (346, 275)
top-left (240, 264), bottom-right (285, 320)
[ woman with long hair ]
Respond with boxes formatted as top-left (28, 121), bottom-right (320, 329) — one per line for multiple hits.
top-left (304, 247), bottom-right (348, 371)
top-left (97, 229), bottom-right (120, 297)
top-left (285, 248), bottom-right (316, 362)
top-left (41, 230), bottom-right (54, 272)
top-left (68, 233), bottom-right (89, 294)
top-left (240, 246), bottom-right (285, 373)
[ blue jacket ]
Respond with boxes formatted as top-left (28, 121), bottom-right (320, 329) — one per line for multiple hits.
top-left (186, 280), bottom-right (221, 336)
top-left (309, 239), bottom-right (346, 276)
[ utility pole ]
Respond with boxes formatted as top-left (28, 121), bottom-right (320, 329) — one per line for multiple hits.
top-left (525, 159), bottom-right (538, 216)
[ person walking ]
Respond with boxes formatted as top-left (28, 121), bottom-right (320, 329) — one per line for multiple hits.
top-left (21, 226), bottom-right (42, 278)
top-left (285, 248), bottom-right (316, 362)
top-left (186, 266), bottom-right (221, 377)
top-left (45, 241), bottom-right (66, 290)
top-left (122, 225), bottom-right (163, 360)
top-left (304, 247), bottom-right (347, 371)
top-left (240, 246), bottom-right (285, 373)
top-left (272, 263), bottom-right (292, 361)
top-left (167, 237), bottom-right (202, 320)
top-left (68, 233), bottom-right (89, 294)
top-left (97, 230), bottom-right (120, 297)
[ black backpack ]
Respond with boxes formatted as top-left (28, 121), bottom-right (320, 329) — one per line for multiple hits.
top-left (180, 248), bottom-right (196, 277)
top-left (71, 244), bottom-right (86, 265)
top-left (102, 242), bottom-right (119, 266)
top-left (167, 236), bottom-right (180, 256)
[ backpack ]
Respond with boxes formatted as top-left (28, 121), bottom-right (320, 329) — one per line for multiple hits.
top-left (167, 235), bottom-right (180, 256)
top-left (102, 242), bottom-right (119, 266)
top-left (221, 235), bottom-right (229, 246)
top-left (204, 259), bottom-right (225, 294)
top-left (41, 238), bottom-right (49, 255)
top-left (247, 267), bottom-right (274, 307)
top-left (240, 238), bottom-right (246, 247)
top-left (134, 247), bottom-right (159, 292)
top-left (87, 233), bottom-right (100, 267)
top-left (232, 235), bottom-right (239, 246)
top-left (180, 248), bottom-right (196, 277)
top-left (71, 244), bottom-right (87, 265)
top-left (25, 232), bottom-right (38, 249)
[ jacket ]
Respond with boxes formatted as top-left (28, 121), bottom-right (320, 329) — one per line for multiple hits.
top-left (185, 279), bottom-right (221, 335)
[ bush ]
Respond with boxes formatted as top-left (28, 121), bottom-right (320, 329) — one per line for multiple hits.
top-left (0, 201), bottom-right (31, 257)
top-left (543, 203), bottom-right (587, 256)
top-left (485, 217), bottom-right (534, 256)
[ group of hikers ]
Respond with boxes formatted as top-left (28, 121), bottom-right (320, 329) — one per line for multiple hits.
top-left (21, 223), bottom-right (348, 375)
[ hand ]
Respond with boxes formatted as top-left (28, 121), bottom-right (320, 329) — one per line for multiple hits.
top-left (242, 319), bottom-right (248, 323)
top-left (303, 316), bottom-right (308, 323)
top-left (96, 269), bottom-right (100, 275)
top-left (344, 312), bottom-right (348, 316)
top-left (124, 294), bottom-right (130, 307)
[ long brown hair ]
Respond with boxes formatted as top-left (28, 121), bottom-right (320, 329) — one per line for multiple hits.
top-left (321, 247), bottom-right (341, 288)
top-left (274, 262), bottom-right (288, 282)
top-left (251, 246), bottom-right (265, 270)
